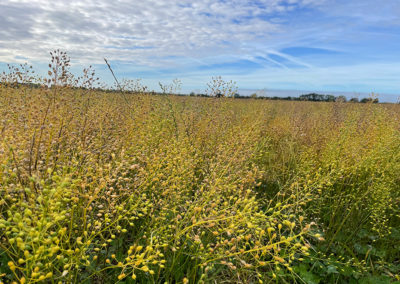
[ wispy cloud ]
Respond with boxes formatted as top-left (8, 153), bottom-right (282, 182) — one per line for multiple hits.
top-left (0, 0), bottom-right (399, 97)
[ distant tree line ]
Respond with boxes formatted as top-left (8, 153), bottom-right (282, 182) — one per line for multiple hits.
top-left (208, 92), bottom-right (379, 103)
top-left (0, 81), bottom-right (382, 104)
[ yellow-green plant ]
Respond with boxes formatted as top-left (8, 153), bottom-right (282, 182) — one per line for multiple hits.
top-left (0, 56), bottom-right (399, 283)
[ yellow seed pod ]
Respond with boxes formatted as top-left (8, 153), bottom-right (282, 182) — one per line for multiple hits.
top-left (301, 246), bottom-right (309, 251)
top-left (7, 261), bottom-right (15, 271)
top-left (274, 256), bottom-right (285, 263)
top-left (118, 273), bottom-right (126, 280)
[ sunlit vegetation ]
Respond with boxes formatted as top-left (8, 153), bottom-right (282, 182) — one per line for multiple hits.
top-left (0, 53), bottom-right (399, 283)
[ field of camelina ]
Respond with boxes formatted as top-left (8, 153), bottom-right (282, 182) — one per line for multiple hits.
top-left (0, 60), bottom-right (399, 283)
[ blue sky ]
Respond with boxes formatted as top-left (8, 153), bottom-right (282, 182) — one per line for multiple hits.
top-left (0, 0), bottom-right (399, 100)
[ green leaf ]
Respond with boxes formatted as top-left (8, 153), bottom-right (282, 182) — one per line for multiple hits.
top-left (326, 265), bottom-right (339, 274)
top-left (295, 264), bottom-right (321, 284)
top-left (358, 275), bottom-right (391, 284)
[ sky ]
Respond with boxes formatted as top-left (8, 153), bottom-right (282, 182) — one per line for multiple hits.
top-left (0, 0), bottom-right (399, 100)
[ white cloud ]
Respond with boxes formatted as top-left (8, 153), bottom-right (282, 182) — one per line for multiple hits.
top-left (0, 0), bottom-right (322, 65)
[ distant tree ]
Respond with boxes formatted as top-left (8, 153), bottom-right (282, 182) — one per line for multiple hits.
top-left (325, 95), bottom-right (336, 102)
top-left (300, 93), bottom-right (340, 102)
top-left (360, 98), bottom-right (379, 103)
top-left (189, 92), bottom-right (195, 96)
top-left (349, 97), bottom-right (359, 103)
top-left (300, 93), bottom-right (322, 101)
top-left (250, 93), bottom-right (257, 99)
top-left (336, 96), bottom-right (347, 102)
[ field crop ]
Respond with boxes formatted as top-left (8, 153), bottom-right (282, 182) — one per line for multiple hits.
top-left (0, 64), bottom-right (399, 283)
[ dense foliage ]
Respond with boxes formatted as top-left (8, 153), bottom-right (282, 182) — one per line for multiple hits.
top-left (0, 69), bottom-right (399, 283)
